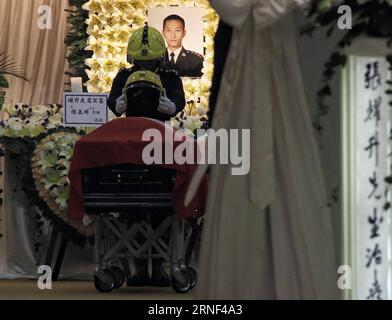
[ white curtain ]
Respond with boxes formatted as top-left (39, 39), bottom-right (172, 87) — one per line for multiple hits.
top-left (0, 0), bottom-right (70, 105)
top-left (0, 151), bottom-right (95, 280)
top-left (0, 0), bottom-right (94, 280)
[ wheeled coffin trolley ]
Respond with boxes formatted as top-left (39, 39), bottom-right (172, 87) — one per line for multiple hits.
top-left (82, 163), bottom-right (200, 293)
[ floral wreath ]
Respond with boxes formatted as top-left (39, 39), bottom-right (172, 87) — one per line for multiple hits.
top-left (32, 130), bottom-right (95, 237)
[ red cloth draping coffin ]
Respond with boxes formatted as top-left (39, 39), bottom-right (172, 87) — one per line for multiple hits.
top-left (67, 117), bottom-right (207, 221)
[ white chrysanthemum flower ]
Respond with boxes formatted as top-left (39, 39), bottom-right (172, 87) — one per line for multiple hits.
top-left (31, 105), bottom-right (48, 116)
top-left (7, 117), bottom-right (23, 132)
top-left (47, 114), bottom-right (62, 129)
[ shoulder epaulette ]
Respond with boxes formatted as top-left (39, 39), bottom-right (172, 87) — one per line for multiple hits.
top-left (186, 50), bottom-right (203, 59)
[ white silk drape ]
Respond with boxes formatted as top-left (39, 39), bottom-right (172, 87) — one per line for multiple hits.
top-left (195, 0), bottom-right (339, 299)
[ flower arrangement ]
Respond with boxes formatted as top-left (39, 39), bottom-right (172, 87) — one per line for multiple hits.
top-left (0, 105), bottom-right (94, 242)
top-left (172, 101), bottom-right (209, 137)
top-left (302, 0), bottom-right (392, 134)
top-left (0, 104), bottom-right (62, 138)
top-left (82, 0), bottom-right (218, 129)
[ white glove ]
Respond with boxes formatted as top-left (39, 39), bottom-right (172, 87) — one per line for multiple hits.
top-left (115, 94), bottom-right (126, 114)
top-left (158, 95), bottom-right (177, 116)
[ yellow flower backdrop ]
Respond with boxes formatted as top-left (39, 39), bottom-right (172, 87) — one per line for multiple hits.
top-left (82, 0), bottom-right (219, 128)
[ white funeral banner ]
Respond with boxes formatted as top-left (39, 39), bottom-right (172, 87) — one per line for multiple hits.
top-left (343, 45), bottom-right (392, 300)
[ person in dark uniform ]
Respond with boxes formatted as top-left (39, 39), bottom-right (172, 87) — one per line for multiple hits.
top-left (108, 65), bottom-right (185, 121)
top-left (107, 25), bottom-right (185, 287)
top-left (108, 25), bottom-right (186, 120)
top-left (162, 14), bottom-right (204, 78)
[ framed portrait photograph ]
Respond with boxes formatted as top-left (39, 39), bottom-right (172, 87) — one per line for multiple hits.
top-left (148, 6), bottom-right (205, 78)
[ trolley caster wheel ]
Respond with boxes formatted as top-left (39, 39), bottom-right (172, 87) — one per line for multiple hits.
top-left (94, 269), bottom-right (115, 293)
top-left (108, 266), bottom-right (125, 290)
top-left (171, 270), bottom-right (192, 294)
top-left (186, 267), bottom-right (197, 289)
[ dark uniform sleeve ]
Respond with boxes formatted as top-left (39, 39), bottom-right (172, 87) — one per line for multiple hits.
top-left (160, 70), bottom-right (186, 115)
top-left (189, 51), bottom-right (204, 78)
top-left (175, 50), bottom-right (204, 78)
top-left (193, 58), bottom-right (204, 78)
top-left (107, 68), bottom-right (131, 117)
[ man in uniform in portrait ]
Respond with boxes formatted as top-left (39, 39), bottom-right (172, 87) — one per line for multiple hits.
top-left (162, 14), bottom-right (204, 78)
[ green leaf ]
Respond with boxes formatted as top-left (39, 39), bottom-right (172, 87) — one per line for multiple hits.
top-left (0, 74), bottom-right (9, 88)
top-left (0, 92), bottom-right (5, 111)
top-left (0, 51), bottom-right (29, 81)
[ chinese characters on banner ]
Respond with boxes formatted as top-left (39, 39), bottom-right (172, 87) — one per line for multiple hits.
top-left (63, 93), bottom-right (109, 127)
top-left (356, 57), bottom-right (391, 300)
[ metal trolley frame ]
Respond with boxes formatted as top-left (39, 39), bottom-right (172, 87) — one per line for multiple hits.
top-left (82, 164), bottom-right (199, 293)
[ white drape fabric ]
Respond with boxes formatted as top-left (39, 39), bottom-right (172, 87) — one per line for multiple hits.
top-left (0, 150), bottom-right (94, 280)
top-left (194, 0), bottom-right (339, 299)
